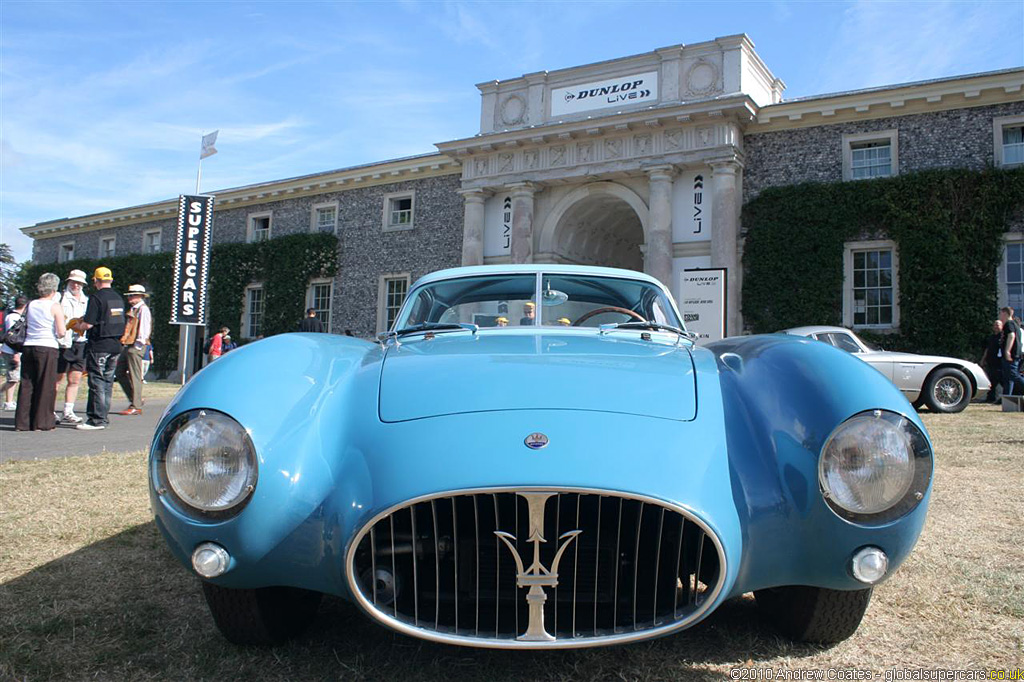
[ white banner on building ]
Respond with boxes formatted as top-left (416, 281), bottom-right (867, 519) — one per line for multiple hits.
top-left (679, 268), bottom-right (727, 343)
top-left (551, 71), bottom-right (658, 117)
top-left (672, 169), bottom-right (712, 243)
top-left (483, 193), bottom-right (513, 257)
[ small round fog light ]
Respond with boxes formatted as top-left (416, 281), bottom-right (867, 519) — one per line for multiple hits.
top-left (191, 542), bottom-right (231, 578)
top-left (851, 546), bottom-right (888, 584)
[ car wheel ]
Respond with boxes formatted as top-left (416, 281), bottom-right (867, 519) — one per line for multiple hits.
top-left (202, 582), bottom-right (322, 645)
top-left (923, 367), bottom-right (971, 413)
top-left (755, 586), bottom-right (872, 644)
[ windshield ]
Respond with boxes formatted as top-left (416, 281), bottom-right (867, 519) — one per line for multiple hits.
top-left (395, 273), bottom-right (682, 330)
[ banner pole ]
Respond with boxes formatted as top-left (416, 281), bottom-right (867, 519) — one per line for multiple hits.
top-left (181, 152), bottom-right (204, 384)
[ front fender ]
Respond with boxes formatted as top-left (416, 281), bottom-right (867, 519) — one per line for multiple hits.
top-left (707, 334), bottom-right (934, 595)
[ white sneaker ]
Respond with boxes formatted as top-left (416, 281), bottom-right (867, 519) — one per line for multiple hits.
top-left (76, 423), bottom-right (105, 431)
top-left (62, 413), bottom-right (83, 424)
top-left (2, 402), bottom-right (15, 411)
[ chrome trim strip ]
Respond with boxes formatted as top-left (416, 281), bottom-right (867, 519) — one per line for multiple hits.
top-left (344, 486), bottom-right (729, 650)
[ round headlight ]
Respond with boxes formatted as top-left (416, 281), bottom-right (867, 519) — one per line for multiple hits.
top-left (819, 410), bottom-right (931, 521)
top-left (162, 410), bottom-right (257, 512)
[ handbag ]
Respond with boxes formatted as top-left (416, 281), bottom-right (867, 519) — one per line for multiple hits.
top-left (2, 315), bottom-right (26, 352)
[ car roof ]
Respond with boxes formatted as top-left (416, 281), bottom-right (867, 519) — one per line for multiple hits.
top-left (782, 325), bottom-right (856, 336)
top-left (413, 264), bottom-right (668, 289)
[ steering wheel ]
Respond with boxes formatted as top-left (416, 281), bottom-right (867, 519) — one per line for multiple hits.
top-left (572, 306), bottom-right (646, 326)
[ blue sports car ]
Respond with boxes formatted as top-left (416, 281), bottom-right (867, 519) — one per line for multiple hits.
top-left (149, 265), bottom-right (934, 648)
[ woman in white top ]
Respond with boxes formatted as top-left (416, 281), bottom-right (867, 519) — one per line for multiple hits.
top-left (15, 273), bottom-right (67, 431)
top-left (55, 269), bottom-right (89, 424)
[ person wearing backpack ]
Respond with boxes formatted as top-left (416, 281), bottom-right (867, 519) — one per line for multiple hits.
top-left (15, 274), bottom-right (67, 431)
top-left (1, 296), bottom-right (28, 411)
top-left (999, 306), bottom-right (1024, 398)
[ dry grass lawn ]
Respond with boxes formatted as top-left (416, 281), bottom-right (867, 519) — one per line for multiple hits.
top-left (0, 405), bottom-right (1021, 681)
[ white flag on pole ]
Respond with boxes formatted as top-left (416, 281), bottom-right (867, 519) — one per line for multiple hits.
top-left (200, 130), bottom-right (219, 160)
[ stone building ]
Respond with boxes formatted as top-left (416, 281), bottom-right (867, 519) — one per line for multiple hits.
top-left (21, 34), bottom-right (1024, 347)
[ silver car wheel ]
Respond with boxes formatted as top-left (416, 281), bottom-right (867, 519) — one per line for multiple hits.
top-left (933, 376), bottom-right (965, 407)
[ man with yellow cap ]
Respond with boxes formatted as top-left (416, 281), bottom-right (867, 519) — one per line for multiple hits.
top-left (72, 267), bottom-right (125, 430)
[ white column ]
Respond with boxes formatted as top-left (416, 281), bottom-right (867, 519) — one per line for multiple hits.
top-left (509, 182), bottom-right (536, 264)
top-left (644, 165), bottom-right (675, 287)
top-left (459, 189), bottom-right (490, 266)
top-left (710, 158), bottom-right (742, 336)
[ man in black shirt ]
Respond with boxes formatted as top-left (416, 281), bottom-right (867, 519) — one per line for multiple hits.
top-left (73, 267), bottom-right (125, 430)
top-left (999, 306), bottom-right (1024, 398)
top-left (980, 319), bottom-right (1003, 403)
top-left (298, 308), bottom-right (325, 333)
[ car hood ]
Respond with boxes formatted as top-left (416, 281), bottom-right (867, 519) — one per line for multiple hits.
top-left (378, 330), bottom-right (698, 422)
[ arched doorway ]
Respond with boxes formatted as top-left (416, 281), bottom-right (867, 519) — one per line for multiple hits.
top-left (538, 182), bottom-right (648, 271)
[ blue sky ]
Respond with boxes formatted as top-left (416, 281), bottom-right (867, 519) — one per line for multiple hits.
top-left (2, 0), bottom-right (1022, 262)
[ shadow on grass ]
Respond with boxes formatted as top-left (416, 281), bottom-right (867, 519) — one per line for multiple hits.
top-left (0, 523), bottom-right (828, 682)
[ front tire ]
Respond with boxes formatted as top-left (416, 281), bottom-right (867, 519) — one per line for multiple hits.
top-left (202, 582), bottom-right (322, 645)
top-left (923, 367), bottom-right (971, 413)
top-left (755, 586), bottom-right (872, 644)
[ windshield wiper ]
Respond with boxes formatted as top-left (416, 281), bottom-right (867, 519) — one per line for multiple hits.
top-left (380, 322), bottom-right (479, 341)
top-left (598, 321), bottom-right (695, 341)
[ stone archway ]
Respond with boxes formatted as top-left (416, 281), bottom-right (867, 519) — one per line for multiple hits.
top-left (537, 182), bottom-right (648, 271)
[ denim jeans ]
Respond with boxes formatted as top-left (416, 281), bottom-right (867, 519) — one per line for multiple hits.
top-left (1002, 357), bottom-right (1023, 397)
top-left (86, 349), bottom-right (120, 425)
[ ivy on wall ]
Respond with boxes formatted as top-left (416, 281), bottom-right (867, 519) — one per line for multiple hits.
top-left (742, 167), bottom-right (1024, 360)
top-left (18, 233), bottom-right (338, 372)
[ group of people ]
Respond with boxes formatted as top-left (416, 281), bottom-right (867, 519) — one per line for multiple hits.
top-left (1, 267), bottom-right (152, 431)
top-left (981, 306), bottom-right (1024, 402)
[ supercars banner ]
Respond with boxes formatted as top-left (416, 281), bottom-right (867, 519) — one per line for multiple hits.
top-left (170, 194), bottom-right (214, 326)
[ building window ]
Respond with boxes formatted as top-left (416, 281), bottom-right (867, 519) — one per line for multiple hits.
top-left (994, 115), bottom-right (1024, 167)
top-left (843, 240), bottom-right (900, 330)
top-left (307, 279), bottom-right (333, 331)
top-left (100, 236), bottom-right (116, 258)
top-left (843, 130), bottom-right (898, 181)
top-left (244, 285), bottom-right (264, 339)
top-left (248, 212), bottom-right (272, 243)
top-left (378, 274), bottom-right (410, 332)
top-left (1002, 236), bottom-right (1023, 314)
top-left (143, 229), bottom-right (162, 253)
top-left (382, 191), bottom-right (415, 231)
top-left (59, 242), bottom-right (75, 263)
top-left (312, 202), bottom-right (338, 234)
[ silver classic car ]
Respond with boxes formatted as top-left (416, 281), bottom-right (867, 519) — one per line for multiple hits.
top-left (783, 326), bottom-right (990, 413)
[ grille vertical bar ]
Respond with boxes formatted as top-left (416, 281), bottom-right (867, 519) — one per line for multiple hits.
top-left (350, 490), bottom-right (723, 646)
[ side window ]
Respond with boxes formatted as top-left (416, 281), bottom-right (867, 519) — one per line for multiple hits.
top-left (828, 333), bottom-right (863, 354)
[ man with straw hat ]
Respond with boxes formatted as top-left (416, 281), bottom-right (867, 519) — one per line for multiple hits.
top-left (115, 284), bottom-right (152, 416)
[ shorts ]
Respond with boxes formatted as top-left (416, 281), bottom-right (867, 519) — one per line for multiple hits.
top-left (58, 343), bottom-right (87, 374)
top-left (1, 352), bottom-right (20, 382)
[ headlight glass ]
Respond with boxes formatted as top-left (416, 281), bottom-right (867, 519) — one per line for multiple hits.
top-left (161, 410), bottom-right (257, 513)
top-left (819, 410), bottom-right (931, 522)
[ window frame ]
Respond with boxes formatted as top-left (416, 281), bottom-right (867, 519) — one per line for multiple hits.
top-left (377, 272), bottom-right (411, 334)
top-left (143, 228), bottom-right (162, 254)
top-left (842, 130), bottom-right (899, 181)
top-left (382, 191), bottom-right (415, 232)
top-left (993, 115), bottom-right (1024, 168)
top-left (306, 278), bottom-right (334, 332)
top-left (242, 283), bottom-right (265, 339)
top-left (99, 235), bottom-right (116, 258)
top-left (843, 239), bottom-right (900, 331)
top-left (998, 231), bottom-right (1024, 313)
top-left (247, 211), bottom-right (273, 243)
top-left (58, 241), bottom-right (75, 263)
top-left (311, 201), bottom-right (339, 234)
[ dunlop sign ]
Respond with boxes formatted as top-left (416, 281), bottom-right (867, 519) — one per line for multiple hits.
top-left (679, 268), bottom-right (727, 344)
top-left (170, 194), bottom-right (214, 326)
top-left (550, 71), bottom-right (658, 117)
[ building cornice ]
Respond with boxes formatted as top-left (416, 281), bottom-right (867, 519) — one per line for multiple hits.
top-left (751, 68), bottom-right (1024, 132)
top-left (21, 153), bottom-right (461, 238)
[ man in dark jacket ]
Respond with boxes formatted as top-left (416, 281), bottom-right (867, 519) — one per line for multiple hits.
top-left (73, 267), bottom-right (125, 430)
top-left (980, 319), bottom-right (1003, 403)
top-left (999, 307), bottom-right (1024, 398)
top-left (299, 308), bottom-right (325, 333)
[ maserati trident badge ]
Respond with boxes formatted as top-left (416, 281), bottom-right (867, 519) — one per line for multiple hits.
top-left (494, 492), bottom-right (581, 641)
top-left (524, 432), bottom-right (549, 450)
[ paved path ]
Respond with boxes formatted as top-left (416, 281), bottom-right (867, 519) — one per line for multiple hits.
top-left (0, 396), bottom-right (172, 462)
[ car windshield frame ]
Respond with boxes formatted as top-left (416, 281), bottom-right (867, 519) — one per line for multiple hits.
top-left (393, 271), bottom-right (685, 333)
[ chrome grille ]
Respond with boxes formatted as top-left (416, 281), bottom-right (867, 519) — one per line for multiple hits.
top-left (346, 489), bottom-right (725, 648)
